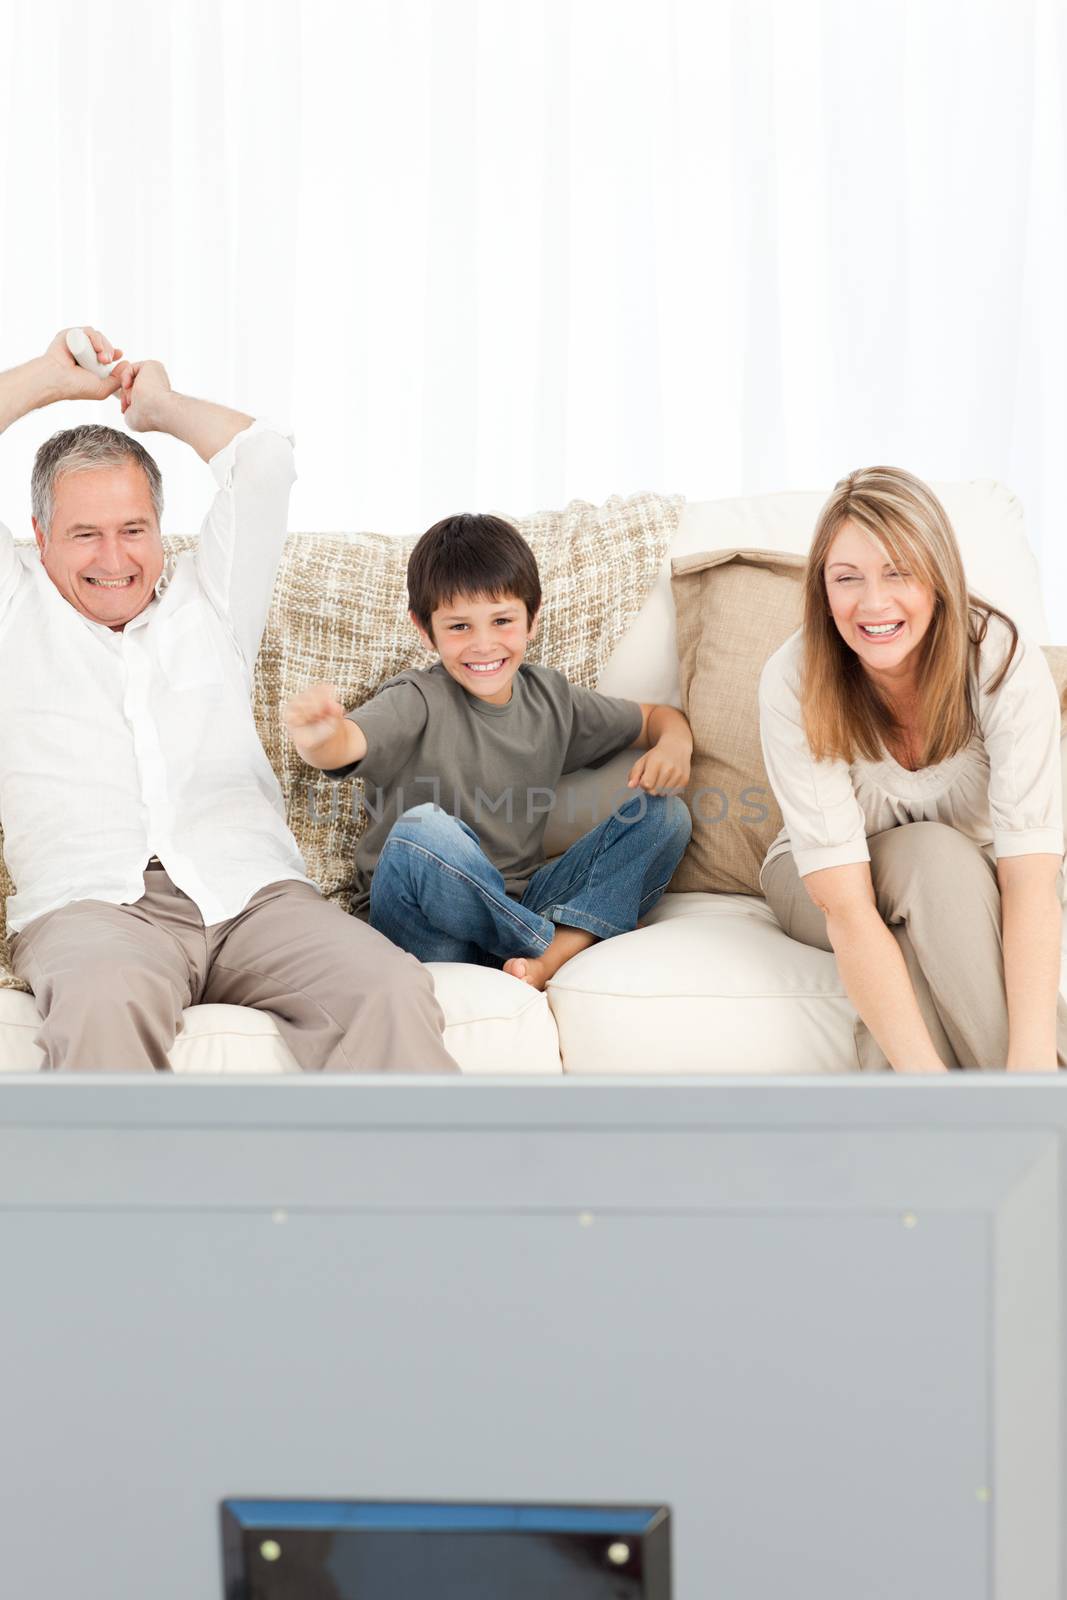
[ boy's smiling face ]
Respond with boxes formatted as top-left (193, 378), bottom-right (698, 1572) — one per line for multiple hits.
top-left (413, 591), bottom-right (540, 706)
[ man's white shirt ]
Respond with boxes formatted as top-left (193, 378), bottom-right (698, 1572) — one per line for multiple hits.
top-left (0, 419), bottom-right (313, 934)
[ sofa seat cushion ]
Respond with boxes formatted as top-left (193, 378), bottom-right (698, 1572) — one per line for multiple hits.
top-left (549, 891), bottom-right (1067, 1075)
top-left (0, 966), bottom-right (561, 1075)
top-left (426, 963), bottom-right (562, 1074)
top-left (547, 891), bottom-right (861, 1075)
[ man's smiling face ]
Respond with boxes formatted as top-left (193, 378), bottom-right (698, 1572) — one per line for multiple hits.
top-left (34, 459), bottom-right (165, 629)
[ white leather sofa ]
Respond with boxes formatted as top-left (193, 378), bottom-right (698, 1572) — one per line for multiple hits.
top-left (0, 480), bottom-right (1056, 1073)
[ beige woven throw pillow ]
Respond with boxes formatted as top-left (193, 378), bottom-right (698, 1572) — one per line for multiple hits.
top-left (0, 492), bottom-right (680, 990)
top-left (670, 548), bottom-right (1067, 898)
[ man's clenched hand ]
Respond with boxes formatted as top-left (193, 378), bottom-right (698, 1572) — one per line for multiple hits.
top-left (112, 359), bottom-right (172, 433)
top-left (109, 360), bottom-right (253, 462)
top-left (45, 327), bottom-right (125, 403)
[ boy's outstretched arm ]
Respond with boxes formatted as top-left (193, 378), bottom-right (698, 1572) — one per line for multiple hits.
top-left (284, 682), bottom-right (368, 771)
top-left (627, 702), bottom-right (693, 794)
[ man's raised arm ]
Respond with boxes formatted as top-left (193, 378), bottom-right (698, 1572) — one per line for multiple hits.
top-left (113, 356), bottom-right (294, 669)
top-left (0, 329), bottom-right (127, 610)
top-left (0, 328), bottom-right (124, 436)
top-left (114, 361), bottom-right (252, 462)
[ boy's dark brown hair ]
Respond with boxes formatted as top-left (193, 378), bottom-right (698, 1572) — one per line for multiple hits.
top-left (407, 513), bottom-right (542, 635)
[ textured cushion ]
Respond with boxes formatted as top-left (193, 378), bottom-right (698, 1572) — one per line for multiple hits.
top-left (0, 493), bottom-right (680, 993)
top-left (670, 548), bottom-right (805, 895)
top-left (0, 966), bottom-right (562, 1075)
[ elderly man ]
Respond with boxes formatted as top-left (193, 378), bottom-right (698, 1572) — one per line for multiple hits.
top-left (0, 327), bottom-right (457, 1073)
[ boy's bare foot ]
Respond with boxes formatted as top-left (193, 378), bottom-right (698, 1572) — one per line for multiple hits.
top-left (503, 926), bottom-right (599, 990)
top-left (503, 955), bottom-right (551, 990)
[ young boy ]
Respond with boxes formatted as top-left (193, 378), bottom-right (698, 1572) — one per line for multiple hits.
top-left (283, 513), bottom-right (693, 989)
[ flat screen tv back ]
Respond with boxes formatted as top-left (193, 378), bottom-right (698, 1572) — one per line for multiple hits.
top-left (221, 1499), bottom-right (671, 1598)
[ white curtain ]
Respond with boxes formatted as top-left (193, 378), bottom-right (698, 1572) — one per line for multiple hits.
top-left (2, 0), bottom-right (1066, 628)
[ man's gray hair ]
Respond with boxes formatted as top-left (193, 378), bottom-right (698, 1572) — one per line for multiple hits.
top-left (31, 425), bottom-right (164, 539)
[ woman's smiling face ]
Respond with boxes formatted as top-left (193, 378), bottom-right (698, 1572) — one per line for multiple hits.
top-left (824, 518), bottom-right (936, 689)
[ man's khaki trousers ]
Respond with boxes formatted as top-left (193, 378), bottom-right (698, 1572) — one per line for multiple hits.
top-left (10, 864), bottom-right (458, 1073)
top-left (762, 820), bottom-right (1067, 1070)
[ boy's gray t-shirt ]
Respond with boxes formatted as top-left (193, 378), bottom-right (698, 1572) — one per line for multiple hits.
top-left (327, 661), bottom-right (643, 919)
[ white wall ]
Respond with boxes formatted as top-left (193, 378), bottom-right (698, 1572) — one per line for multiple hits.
top-left (1, 0), bottom-right (1065, 630)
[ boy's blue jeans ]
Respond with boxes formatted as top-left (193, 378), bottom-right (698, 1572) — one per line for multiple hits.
top-left (368, 794), bottom-right (692, 965)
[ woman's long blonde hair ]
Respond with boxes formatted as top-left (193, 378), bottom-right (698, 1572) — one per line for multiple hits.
top-left (801, 466), bottom-right (1018, 766)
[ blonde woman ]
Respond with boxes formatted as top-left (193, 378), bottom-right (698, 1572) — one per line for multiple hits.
top-left (759, 466), bottom-right (1066, 1072)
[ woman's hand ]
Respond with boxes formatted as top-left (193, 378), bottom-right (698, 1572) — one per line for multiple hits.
top-left (804, 863), bottom-right (949, 1072)
top-left (999, 853), bottom-right (1062, 1074)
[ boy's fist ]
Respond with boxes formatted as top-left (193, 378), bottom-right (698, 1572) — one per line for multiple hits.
top-left (282, 683), bottom-right (347, 756)
top-left (627, 737), bottom-right (691, 795)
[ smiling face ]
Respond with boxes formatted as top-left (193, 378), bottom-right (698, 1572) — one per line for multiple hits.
top-left (34, 460), bottom-right (165, 629)
top-left (824, 518), bottom-right (937, 692)
top-left (414, 591), bottom-right (539, 706)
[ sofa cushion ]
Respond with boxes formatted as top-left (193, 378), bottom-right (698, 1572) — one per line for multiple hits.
top-left (0, 966), bottom-right (562, 1075)
top-left (1045, 646), bottom-right (1067, 710)
top-left (547, 891), bottom-right (1067, 1076)
top-left (546, 892), bottom-right (858, 1074)
top-left (670, 547), bottom-right (805, 895)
